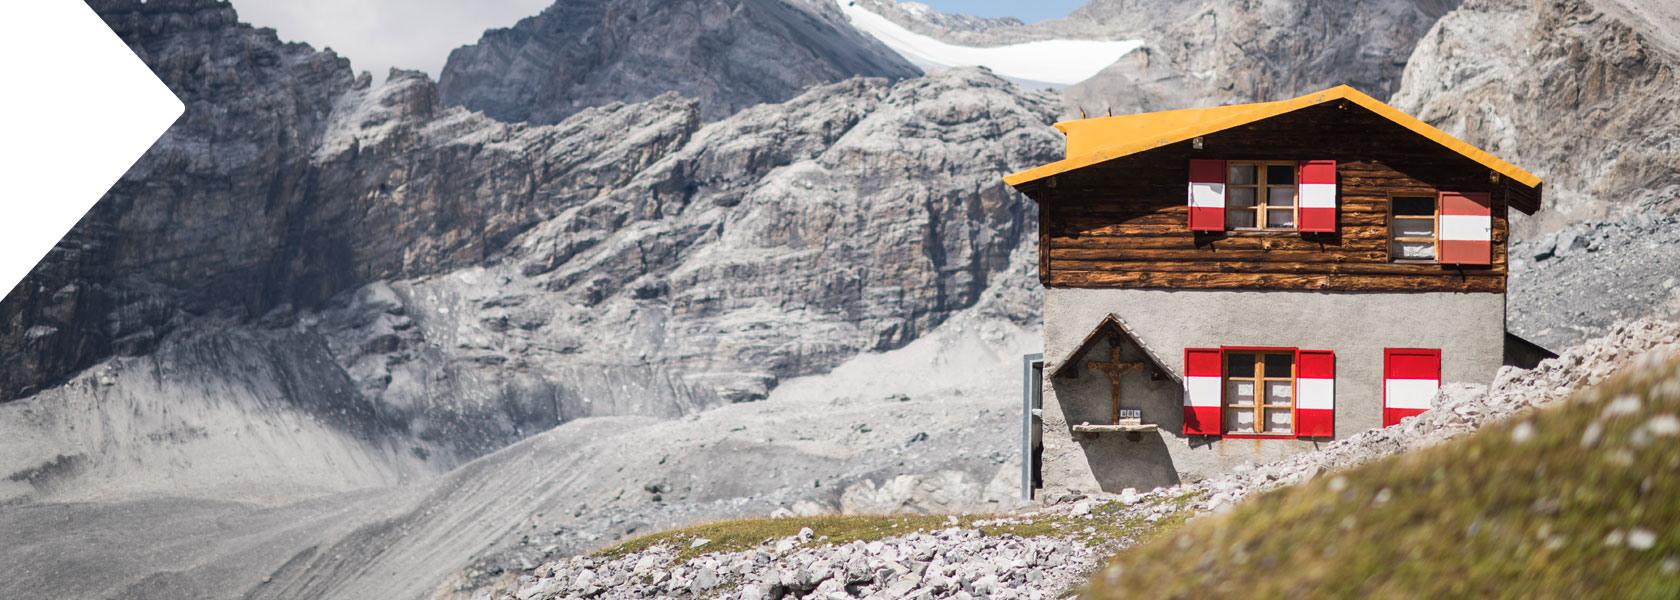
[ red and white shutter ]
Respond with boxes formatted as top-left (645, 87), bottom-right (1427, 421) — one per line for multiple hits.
top-left (1183, 348), bottom-right (1222, 435)
top-left (1383, 348), bottom-right (1441, 427)
top-left (1297, 160), bottom-right (1336, 232)
top-left (1188, 160), bottom-right (1226, 232)
top-left (1295, 350), bottom-right (1334, 437)
top-left (1438, 192), bottom-right (1492, 265)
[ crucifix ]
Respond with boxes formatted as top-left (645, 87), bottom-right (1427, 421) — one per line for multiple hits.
top-left (1086, 336), bottom-right (1149, 425)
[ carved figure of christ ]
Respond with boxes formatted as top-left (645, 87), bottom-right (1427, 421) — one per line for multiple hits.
top-left (1086, 342), bottom-right (1149, 425)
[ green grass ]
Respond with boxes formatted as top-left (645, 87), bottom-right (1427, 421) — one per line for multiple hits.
top-left (1086, 357), bottom-right (1680, 600)
top-left (594, 514), bottom-right (967, 563)
top-left (593, 492), bottom-right (1202, 565)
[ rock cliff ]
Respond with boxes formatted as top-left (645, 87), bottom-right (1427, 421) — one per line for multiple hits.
top-left (1, 0), bottom-right (1060, 504)
top-left (844, 0), bottom-right (1460, 114)
top-left (0, 3), bottom-right (1060, 595)
top-left (1, 0), bottom-right (358, 403)
top-left (1392, 0), bottom-right (1680, 236)
top-left (436, 0), bottom-right (921, 124)
top-left (1064, 0), bottom-right (1461, 113)
top-left (1392, 0), bottom-right (1680, 348)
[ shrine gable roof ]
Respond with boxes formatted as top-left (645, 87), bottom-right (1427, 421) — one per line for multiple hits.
top-left (1051, 314), bottom-right (1177, 382)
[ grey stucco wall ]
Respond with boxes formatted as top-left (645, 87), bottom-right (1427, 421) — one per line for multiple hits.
top-left (1037, 289), bottom-right (1506, 495)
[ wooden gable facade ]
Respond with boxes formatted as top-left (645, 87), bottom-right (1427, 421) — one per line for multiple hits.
top-left (1004, 86), bottom-right (1543, 294)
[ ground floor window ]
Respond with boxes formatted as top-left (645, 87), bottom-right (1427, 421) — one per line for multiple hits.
top-left (1184, 346), bottom-right (1333, 438)
top-left (1383, 348), bottom-right (1442, 426)
top-left (1223, 350), bottom-right (1295, 435)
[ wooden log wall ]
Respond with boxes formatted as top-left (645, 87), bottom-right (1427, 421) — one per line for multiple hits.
top-left (1031, 101), bottom-right (1511, 293)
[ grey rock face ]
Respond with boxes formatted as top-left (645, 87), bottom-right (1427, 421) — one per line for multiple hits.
top-left (1509, 213), bottom-right (1680, 351)
top-left (2, 0), bottom-right (1059, 490)
top-left (0, 0), bottom-right (1060, 593)
top-left (1391, 0), bottom-right (1680, 237)
top-left (1063, 0), bottom-right (1460, 114)
top-left (436, 0), bottom-right (921, 124)
top-left (1392, 0), bottom-right (1680, 345)
top-left (1, 0), bottom-right (359, 403)
top-left (845, 0), bottom-right (1457, 115)
top-left (847, 0), bottom-right (1033, 43)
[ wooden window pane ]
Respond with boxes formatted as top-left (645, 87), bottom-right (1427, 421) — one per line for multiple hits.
top-left (1263, 353), bottom-right (1293, 376)
top-left (1229, 164), bottom-right (1257, 185)
top-left (1264, 380), bottom-right (1293, 404)
top-left (1226, 380), bottom-right (1255, 404)
top-left (1227, 353), bottom-right (1257, 378)
top-left (1265, 408), bottom-right (1293, 433)
top-left (1229, 187), bottom-right (1258, 207)
top-left (1394, 217), bottom-right (1434, 238)
top-left (1224, 407), bottom-right (1256, 434)
top-left (1393, 196), bottom-right (1435, 216)
top-left (1267, 187), bottom-right (1295, 207)
top-left (1228, 209), bottom-right (1257, 229)
top-left (1266, 164), bottom-right (1295, 185)
top-left (1265, 209), bottom-right (1294, 228)
top-left (1392, 240), bottom-right (1436, 260)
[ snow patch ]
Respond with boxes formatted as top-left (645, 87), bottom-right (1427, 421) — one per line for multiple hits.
top-left (836, 0), bottom-right (1142, 88)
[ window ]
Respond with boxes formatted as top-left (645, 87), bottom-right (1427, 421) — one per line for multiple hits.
top-left (1226, 162), bottom-right (1297, 230)
top-left (1383, 348), bottom-right (1441, 427)
top-left (1184, 347), bottom-right (1335, 438)
top-left (1222, 350), bottom-right (1295, 435)
top-left (1390, 195), bottom-right (1437, 261)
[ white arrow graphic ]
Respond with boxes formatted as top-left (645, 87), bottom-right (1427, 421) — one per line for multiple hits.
top-left (0, 0), bottom-right (184, 298)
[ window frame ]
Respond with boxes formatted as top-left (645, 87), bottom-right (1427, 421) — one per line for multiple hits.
top-left (1388, 192), bottom-right (1439, 263)
top-left (1225, 161), bottom-right (1300, 232)
top-left (1219, 346), bottom-right (1297, 437)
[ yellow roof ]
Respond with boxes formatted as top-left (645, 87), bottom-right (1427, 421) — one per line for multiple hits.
top-left (1002, 85), bottom-right (1542, 190)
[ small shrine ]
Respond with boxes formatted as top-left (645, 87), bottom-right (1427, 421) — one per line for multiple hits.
top-left (1051, 315), bottom-right (1173, 435)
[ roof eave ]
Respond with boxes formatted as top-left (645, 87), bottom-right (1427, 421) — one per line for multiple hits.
top-left (1002, 85), bottom-right (1545, 202)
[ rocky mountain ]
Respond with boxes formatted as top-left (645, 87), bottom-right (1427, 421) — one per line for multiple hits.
top-left (2, 0), bottom-right (1057, 474)
top-left (0, 0), bottom-right (357, 404)
top-left (844, 0), bottom-right (1460, 115)
top-left (0, 0), bottom-right (1062, 595)
top-left (1390, 0), bottom-right (1680, 348)
top-left (1064, 0), bottom-right (1462, 114)
top-left (1392, 0), bottom-right (1680, 236)
top-left (436, 0), bottom-right (921, 124)
top-left (845, 0), bottom-right (1035, 42)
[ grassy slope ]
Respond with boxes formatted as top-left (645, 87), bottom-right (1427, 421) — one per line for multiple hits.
top-left (595, 494), bottom-right (1200, 565)
top-left (1089, 357), bottom-right (1680, 600)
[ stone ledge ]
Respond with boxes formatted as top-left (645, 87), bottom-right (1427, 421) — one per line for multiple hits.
top-left (1071, 423), bottom-right (1159, 433)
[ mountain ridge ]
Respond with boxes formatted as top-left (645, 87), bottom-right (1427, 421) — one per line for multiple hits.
top-left (436, 0), bottom-right (921, 124)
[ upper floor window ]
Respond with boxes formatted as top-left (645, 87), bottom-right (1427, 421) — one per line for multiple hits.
top-left (1390, 195), bottom-right (1437, 261)
top-left (1226, 161), bottom-right (1296, 230)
